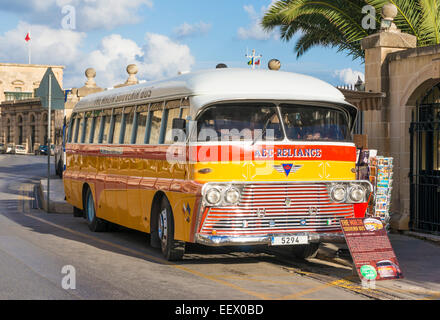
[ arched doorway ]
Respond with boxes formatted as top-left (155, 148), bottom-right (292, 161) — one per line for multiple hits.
top-left (6, 118), bottom-right (11, 143)
top-left (42, 113), bottom-right (48, 145)
top-left (30, 114), bottom-right (36, 152)
top-left (410, 83), bottom-right (440, 234)
top-left (17, 115), bottom-right (23, 145)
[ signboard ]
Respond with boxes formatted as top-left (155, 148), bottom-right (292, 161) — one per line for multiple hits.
top-left (35, 67), bottom-right (65, 110)
top-left (340, 217), bottom-right (403, 281)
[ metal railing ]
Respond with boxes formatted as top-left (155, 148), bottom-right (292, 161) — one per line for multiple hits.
top-left (4, 92), bottom-right (33, 101)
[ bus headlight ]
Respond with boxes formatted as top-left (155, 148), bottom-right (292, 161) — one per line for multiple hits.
top-left (330, 185), bottom-right (347, 202)
top-left (205, 188), bottom-right (222, 206)
top-left (224, 187), bottom-right (241, 205)
top-left (348, 185), bottom-right (366, 203)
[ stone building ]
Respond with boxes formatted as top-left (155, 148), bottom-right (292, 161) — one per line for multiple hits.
top-left (357, 3), bottom-right (440, 235)
top-left (0, 63), bottom-right (64, 153)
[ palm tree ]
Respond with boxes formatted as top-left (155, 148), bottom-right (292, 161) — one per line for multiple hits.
top-left (262, 0), bottom-right (440, 61)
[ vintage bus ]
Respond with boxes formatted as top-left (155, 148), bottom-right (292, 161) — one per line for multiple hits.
top-left (64, 68), bottom-right (372, 260)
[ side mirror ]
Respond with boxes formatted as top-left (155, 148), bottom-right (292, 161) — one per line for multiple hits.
top-left (172, 118), bottom-right (186, 130)
top-left (172, 118), bottom-right (186, 142)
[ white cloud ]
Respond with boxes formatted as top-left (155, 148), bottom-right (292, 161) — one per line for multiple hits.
top-left (0, 0), bottom-right (153, 31)
top-left (237, 1), bottom-right (278, 40)
top-left (0, 20), bottom-right (196, 89)
top-left (0, 21), bottom-right (85, 66)
top-left (334, 68), bottom-right (365, 85)
top-left (138, 33), bottom-right (195, 80)
top-left (71, 33), bottom-right (195, 88)
top-left (173, 21), bottom-right (211, 39)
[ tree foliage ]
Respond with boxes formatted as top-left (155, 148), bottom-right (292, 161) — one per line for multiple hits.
top-left (262, 0), bottom-right (440, 61)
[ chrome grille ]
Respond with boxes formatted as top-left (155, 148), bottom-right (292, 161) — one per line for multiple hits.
top-left (199, 183), bottom-right (354, 236)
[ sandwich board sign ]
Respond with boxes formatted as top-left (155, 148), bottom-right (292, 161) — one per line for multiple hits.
top-left (35, 68), bottom-right (65, 110)
top-left (340, 217), bottom-right (403, 283)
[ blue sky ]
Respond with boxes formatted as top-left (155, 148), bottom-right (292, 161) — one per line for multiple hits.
top-left (0, 0), bottom-right (365, 89)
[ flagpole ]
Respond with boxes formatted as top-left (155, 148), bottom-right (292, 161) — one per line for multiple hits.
top-left (26, 30), bottom-right (31, 64)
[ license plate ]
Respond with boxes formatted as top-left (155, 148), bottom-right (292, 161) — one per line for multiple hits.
top-left (271, 235), bottom-right (308, 246)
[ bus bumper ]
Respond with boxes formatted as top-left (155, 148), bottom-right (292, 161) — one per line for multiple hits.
top-left (195, 232), bottom-right (346, 247)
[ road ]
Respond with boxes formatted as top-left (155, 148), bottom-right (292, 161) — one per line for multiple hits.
top-left (0, 154), bottom-right (433, 301)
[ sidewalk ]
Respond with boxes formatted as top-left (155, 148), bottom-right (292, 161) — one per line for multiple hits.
top-left (38, 177), bottom-right (73, 214)
top-left (318, 232), bottom-right (440, 299)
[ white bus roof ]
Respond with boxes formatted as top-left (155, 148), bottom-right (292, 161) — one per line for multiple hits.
top-left (73, 68), bottom-right (352, 113)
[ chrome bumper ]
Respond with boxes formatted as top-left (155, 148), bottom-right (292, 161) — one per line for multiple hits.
top-left (195, 232), bottom-right (346, 246)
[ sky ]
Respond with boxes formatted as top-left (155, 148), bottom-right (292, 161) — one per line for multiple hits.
top-left (0, 0), bottom-right (365, 90)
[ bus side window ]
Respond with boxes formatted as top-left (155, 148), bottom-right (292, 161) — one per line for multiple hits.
top-left (83, 112), bottom-right (93, 143)
top-left (92, 111), bottom-right (103, 144)
top-left (101, 110), bottom-right (112, 144)
top-left (122, 107), bottom-right (135, 144)
top-left (164, 107), bottom-right (181, 144)
top-left (73, 114), bottom-right (83, 143)
top-left (146, 103), bottom-right (164, 145)
top-left (67, 113), bottom-right (76, 143)
top-left (110, 108), bottom-right (123, 144)
top-left (134, 105), bottom-right (149, 145)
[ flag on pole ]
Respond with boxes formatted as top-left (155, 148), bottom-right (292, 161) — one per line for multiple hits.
top-left (25, 31), bottom-right (31, 64)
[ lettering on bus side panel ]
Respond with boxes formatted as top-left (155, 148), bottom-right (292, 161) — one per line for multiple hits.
top-left (255, 148), bottom-right (323, 159)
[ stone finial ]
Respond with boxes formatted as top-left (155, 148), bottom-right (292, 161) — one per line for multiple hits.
top-left (268, 59), bottom-right (281, 71)
top-left (85, 68), bottom-right (97, 88)
top-left (381, 3), bottom-right (399, 32)
top-left (76, 67), bottom-right (104, 98)
top-left (125, 64), bottom-right (139, 85)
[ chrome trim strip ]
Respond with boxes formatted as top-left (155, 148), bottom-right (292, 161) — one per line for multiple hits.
top-left (195, 232), bottom-right (346, 246)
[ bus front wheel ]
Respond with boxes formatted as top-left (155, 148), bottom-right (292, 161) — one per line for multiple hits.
top-left (84, 188), bottom-right (107, 232)
top-left (291, 243), bottom-right (320, 259)
top-left (157, 197), bottom-right (185, 261)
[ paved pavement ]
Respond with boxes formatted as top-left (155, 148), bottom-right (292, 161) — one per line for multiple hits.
top-left (1, 154), bottom-right (440, 300)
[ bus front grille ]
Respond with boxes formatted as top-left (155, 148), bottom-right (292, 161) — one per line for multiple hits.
top-left (199, 183), bottom-right (354, 236)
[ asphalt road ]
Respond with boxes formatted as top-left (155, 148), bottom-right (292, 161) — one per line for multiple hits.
top-left (0, 154), bottom-right (432, 301)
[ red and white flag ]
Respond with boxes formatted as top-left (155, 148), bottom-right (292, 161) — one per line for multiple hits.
top-left (25, 31), bottom-right (31, 64)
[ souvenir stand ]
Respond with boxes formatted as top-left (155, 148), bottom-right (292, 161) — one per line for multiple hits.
top-left (354, 135), bottom-right (393, 229)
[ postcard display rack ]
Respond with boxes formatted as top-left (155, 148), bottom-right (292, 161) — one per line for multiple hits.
top-left (356, 149), bottom-right (393, 227)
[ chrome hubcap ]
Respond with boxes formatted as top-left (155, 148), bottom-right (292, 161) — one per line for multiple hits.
top-left (87, 192), bottom-right (94, 222)
top-left (158, 209), bottom-right (168, 247)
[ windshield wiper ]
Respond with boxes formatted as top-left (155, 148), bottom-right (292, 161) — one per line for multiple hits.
top-left (251, 115), bottom-right (273, 146)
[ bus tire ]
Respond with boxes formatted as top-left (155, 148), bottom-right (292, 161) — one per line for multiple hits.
top-left (157, 197), bottom-right (185, 261)
top-left (291, 243), bottom-right (320, 259)
top-left (57, 161), bottom-right (63, 178)
top-left (84, 188), bottom-right (107, 232)
top-left (73, 206), bottom-right (84, 218)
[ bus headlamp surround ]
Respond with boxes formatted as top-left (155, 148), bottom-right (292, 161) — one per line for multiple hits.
top-left (330, 184), bottom-right (347, 202)
top-left (205, 188), bottom-right (222, 206)
top-left (224, 187), bottom-right (241, 205)
top-left (203, 184), bottom-right (242, 206)
top-left (348, 185), bottom-right (366, 203)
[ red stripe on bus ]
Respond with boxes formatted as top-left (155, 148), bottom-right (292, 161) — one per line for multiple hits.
top-left (65, 143), bottom-right (356, 162)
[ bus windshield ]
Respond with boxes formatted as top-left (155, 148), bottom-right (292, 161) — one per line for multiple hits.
top-left (195, 103), bottom-right (352, 142)
top-left (280, 104), bottom-right (351, 142)
top-left (196, 103), bottom-right (283, 142)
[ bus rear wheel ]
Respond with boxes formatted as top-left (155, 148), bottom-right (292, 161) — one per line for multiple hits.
top-left (84, 188), bottom-right (107, 232)
top-left (157, 197), bottom-right (185, 261)
top-left (291, 243), bottom-right (320, 259)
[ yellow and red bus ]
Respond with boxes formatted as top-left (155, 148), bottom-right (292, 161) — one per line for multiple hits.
top-left (64, 68), bottom-right (372, 260)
